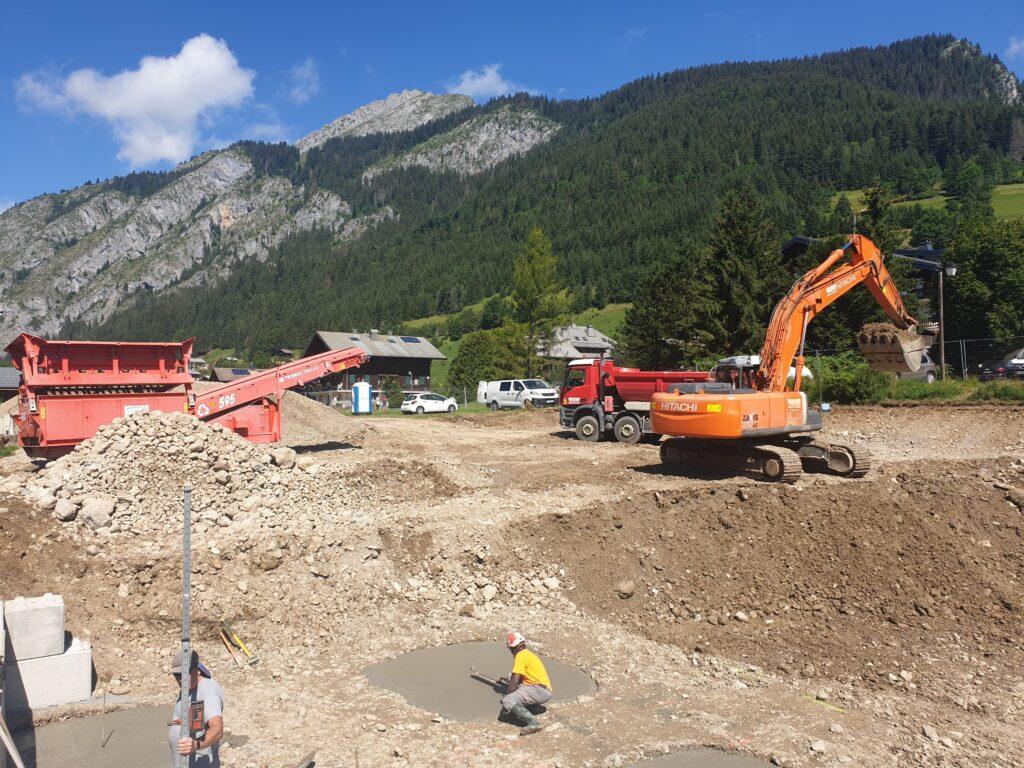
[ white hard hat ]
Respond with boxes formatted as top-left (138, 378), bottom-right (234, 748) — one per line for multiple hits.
top-left (505, 630), bottom-right (526, 648)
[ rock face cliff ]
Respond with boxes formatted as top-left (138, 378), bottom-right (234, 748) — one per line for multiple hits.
top-left (295, 90), bottom-right (473, 152)
top-left (1, 89), bottom-right (543, 343)
top-left (0, 151), bottom-right (373, 339)
top-left (363, 106), bottom-right (560, 180)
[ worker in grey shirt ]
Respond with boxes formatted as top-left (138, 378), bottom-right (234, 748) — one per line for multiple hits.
top-left (168, 650), bottom-right (224, 768)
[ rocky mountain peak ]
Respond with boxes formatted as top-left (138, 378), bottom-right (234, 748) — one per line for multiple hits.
top-left (295, 89), bottom-right (474, 152)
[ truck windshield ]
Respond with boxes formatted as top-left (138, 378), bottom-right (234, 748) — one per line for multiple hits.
top-left (562, 368), bottom-right (586, 389)
top-left (523, 380), bottom-right (548, 389)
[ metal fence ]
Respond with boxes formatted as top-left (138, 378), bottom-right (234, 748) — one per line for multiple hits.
top-left (805, 334), bottom-right (1024, 379)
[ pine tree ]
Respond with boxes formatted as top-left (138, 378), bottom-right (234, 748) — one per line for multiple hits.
top-left (508, 228), bottom-right (569, 376)
top-left (707, 189), bottom-right (783, 353)
top-left (619, 246), bottom-right (724, 368)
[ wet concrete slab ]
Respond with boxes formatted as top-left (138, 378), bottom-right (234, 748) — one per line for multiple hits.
top-left (629, 748), bottom-right (773, 767)
top-left (364, 640), bottom-right (596, 722)
top-left (11, 705), bottom-right (168, 768)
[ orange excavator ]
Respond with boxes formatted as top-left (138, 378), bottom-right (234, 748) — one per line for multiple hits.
top-left (651, 234), bottom-right (932, 482)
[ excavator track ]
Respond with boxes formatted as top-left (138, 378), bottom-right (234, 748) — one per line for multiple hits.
top-left (793, 440), bottom-right (873, 478)
top-left (847, 445), bottom-right (872, 478)
top-left (749, 443), bottom-right (804, 483)
top-left (660, 439), bottom-right (803, 483)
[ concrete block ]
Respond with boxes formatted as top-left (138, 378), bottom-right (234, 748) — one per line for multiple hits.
top-left (3, 594), bottom-right (65, 661)
top-left (3, 637), bottom-right (92, 712)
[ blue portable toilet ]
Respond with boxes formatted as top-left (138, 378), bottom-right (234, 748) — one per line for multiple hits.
top-left (352, 381), bottom-right (373, 414)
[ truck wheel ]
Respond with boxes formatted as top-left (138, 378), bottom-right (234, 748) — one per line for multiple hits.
top-left (489, 401), bottom-right (500, 411)
top-left (613, 416), bottom-right (642, 444)
top-left (574, 415), bottom-right (600, 442)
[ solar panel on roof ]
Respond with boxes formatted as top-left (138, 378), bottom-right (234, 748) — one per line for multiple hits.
top-left (400, 336), bottom-right (421, 343)
top-left (231, 368), bottom-right (250, 376)
top-left (349, 336), bottom-right (359, 340)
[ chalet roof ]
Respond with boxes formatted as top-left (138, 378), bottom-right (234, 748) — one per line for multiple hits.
top-left (306, 331), bottom-right (445, 360)
top-left (545, 324), bottom-right (615, 359)
top-left (0, 367), bottom-right (21, 389)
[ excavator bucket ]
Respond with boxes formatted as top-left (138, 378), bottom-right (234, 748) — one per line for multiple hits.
top-left (856, 323), bottom-right (934, 373)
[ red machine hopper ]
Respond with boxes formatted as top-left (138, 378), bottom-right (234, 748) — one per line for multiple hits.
top-left (5, 334), bottom-right (368, 459)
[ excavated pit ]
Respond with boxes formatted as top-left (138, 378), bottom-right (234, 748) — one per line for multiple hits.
top-left (629, 749), bottom-right (773, 767)
top-left (363, 641), bottom-right (596, 722)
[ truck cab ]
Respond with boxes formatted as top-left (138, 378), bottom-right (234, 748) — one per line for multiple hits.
top-left (559, 358), bottom-right (710, 443)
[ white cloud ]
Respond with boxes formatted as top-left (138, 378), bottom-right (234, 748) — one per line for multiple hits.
top-left (446, 63), bottom-right (533, 100)
top-left (287, 56), bottom-right (319, 104)
top-left (246, 122), bottom-right (288, 142)
top-left (16, 34), bottom-right (255, 167)
top-left (1007, 36), bottom-right (1024, 59)
top-left (622, 26), bottom-right (648, 47)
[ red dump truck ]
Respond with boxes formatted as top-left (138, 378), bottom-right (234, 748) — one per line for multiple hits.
top-left (558, 357), bottom-right (710, 443)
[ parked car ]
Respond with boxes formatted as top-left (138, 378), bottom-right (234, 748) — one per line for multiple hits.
top-left (895, 350), bottom-right (938, 383)
top-left (400, 392), bottom-right (458, 414)
top-left (477, 379), bottom-right (559, 410)
top-left (979, 347), bottom-right (1024, 381)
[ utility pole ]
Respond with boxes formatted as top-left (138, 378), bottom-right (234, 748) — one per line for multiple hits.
top-left (938, 268), bottom-right (945, 380)
top-left (179, 484), bottom-right (192, 768)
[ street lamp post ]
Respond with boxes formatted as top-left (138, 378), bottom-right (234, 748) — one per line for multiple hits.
top-left (938, 262), bottom-right (956, 380)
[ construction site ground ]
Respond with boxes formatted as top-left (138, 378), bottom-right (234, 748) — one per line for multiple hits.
top-left (1, 398), bottom-right (1023, 767)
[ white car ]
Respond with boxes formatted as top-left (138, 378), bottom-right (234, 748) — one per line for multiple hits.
top-left (400, 392), bottom-right (458, 414)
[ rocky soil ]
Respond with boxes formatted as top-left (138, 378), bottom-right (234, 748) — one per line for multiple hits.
top-left (1, 402), bottom-right (1023, 767)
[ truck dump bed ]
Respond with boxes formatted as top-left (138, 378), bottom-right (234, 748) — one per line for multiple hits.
top-left (610, 368), bottom-right (710, 403)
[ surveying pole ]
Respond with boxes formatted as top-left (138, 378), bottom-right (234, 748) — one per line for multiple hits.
top-left (179, 484), bottom-right (193, 768)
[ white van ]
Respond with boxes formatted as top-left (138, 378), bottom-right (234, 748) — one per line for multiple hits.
top-left (477, 379), bottom-right (559, 410)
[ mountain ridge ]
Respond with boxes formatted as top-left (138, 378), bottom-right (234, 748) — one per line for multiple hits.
top-left (3, 34), bottom-right (1021, 351)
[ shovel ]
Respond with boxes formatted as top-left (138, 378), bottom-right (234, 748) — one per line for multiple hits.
top-left (469, 665), bottom-right (505, 690)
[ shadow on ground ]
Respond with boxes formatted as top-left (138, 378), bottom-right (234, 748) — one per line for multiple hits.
top-left (291, 441), bottom-right (361, 454)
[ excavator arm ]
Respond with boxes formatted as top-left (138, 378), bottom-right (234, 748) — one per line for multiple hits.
top-left (754, 234), bottom-right (926, 392)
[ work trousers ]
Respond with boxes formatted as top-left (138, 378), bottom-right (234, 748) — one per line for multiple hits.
top-left (500, 683), bottom-right (552, 711)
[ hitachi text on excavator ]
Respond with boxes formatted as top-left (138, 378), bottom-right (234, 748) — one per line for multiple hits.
top-left (651, 234), bottom-right (931, 482)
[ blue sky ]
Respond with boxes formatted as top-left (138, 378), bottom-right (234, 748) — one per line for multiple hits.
top-left (2, 0), bottom-right (1023, 208)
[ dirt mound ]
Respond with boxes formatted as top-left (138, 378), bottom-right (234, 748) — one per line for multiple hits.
top-left (280, 391), bottom-right (373, 448)
top-left (13, 410), bottom-right (361, 539)
top-left (518, 457), bottom-right (1024, 709)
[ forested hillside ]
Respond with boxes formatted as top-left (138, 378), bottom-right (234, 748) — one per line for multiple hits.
top-left (69, 35), bottom-right (1023, 357)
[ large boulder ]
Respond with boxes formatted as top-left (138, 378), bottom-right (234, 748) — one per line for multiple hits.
top-left (80, 497), bottom-right (115, 530)
top-left (271, 446), bottom-right (297, 470)
top-left (53, 499), bottom-right (79, 522)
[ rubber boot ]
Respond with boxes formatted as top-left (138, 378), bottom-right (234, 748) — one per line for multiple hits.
top-left (509, 703), bottom-right (542, 735)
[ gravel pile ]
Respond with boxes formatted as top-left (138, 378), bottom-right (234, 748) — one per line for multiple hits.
top-left (18, 410), bottom-right (352, 537)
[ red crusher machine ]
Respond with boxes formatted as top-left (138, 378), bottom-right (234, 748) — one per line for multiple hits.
top-left (5, 334), bottom-right (368, 459)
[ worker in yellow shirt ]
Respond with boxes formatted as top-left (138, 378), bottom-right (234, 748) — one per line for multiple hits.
top-left (498, 630), bottom-right (552, 735)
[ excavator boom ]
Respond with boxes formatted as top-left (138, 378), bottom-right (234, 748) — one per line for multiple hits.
top-left (755, 234), bottom-right (928, 391)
